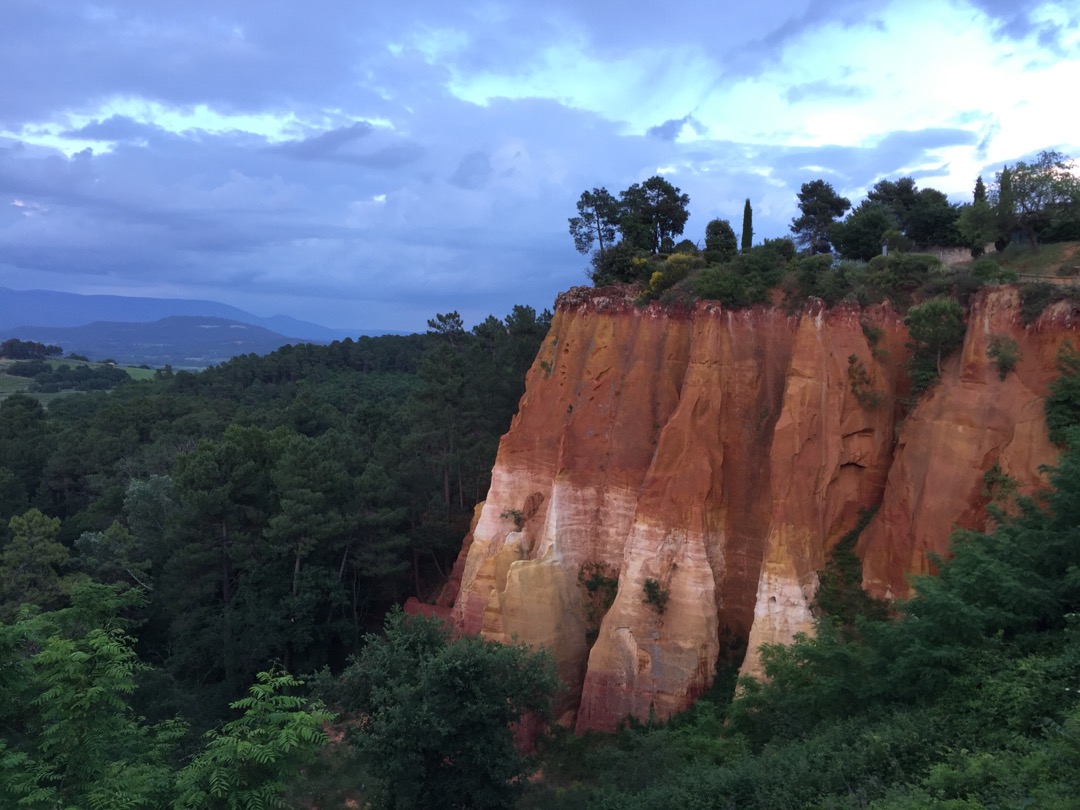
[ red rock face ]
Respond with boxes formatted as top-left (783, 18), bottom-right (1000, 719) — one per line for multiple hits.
top-left (442, 285), bottom-right (1079, 732)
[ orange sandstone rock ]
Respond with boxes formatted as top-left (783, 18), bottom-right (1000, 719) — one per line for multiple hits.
top-left (445, 285), bottom-right (1078, 731)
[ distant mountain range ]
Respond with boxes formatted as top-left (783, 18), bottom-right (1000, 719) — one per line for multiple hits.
top-left (1, 317), bottom-right (316, 368)
top-left (0, 288), bottom-right (407, 368)
top-left (0, 287), bottom-right (394, 341)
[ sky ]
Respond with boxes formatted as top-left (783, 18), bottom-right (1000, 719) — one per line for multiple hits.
top-left (1, 1), bottom-right (1078, 333)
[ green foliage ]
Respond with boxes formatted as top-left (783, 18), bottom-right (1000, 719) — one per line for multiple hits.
top-left (987, 335), bottom-right (1020, 380)
top-left (1002, 150), bottom-right (1080, 249)
top-left (0, 509), bottom-right (70, 621)
top-left (703, 218), bottom-right (737, 263)
top-left (847, 354), bottom-right (883, 408)
top-left (642, 578), bottom-right (669, 615)
top-left (322, 608), bottom-right (559, 810)
top-left (0, 338), bottom-right (63, 360)
top-left (791, 179), bottom-right (852, 255)
top-left (831, 201), bottom-right (895, 261)
top-left (811, 507), bottom-right (887, 633)
top-left (0, 583), bottom-right (183, 809)
top-left (970, 257), bottom-right (1018, 283)
top-left (1046, 340), bottom-right (1080, 445)
top-left (957, 199), bottom-right (998, 256)
top-left (981, 462), bottom-right (1018, 504)
top-left (1021, 280), bottom-right (1054, 321)
top-left (500, 508), bottom-right (525, 529)
top-left (741, 198), bottom-right (753, 253)
top-left (904, 297), bottom-right (965, 384)
top-left (579, 563), bottom-right (619, 642)
top-left (617, 176), bottom-right (691, 254)
top-left (868, 252), bottom-right (944, 293)
top-left (589, 240), bottom-right (650, 286)
top-left (568, 187), bottom-right (619, 257)
top-left (172, 669), bottom-right (333, 810)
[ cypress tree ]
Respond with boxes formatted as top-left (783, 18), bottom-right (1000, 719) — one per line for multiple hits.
top-left (973, 175), bottom-right (987, 203)
top-left (995, 167), bottom-right (1015, 251)
top-left (741, 198), bottom-right (753, 253)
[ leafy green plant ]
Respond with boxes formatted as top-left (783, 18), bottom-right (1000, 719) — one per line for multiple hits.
top-left (987, 335), bottom-right (1020, 380)
top-left (811, 507), bottom-right (887, 634)
top-left (1019, 281), bottom-right (1057, 324)
top-left (904, 297), bottom-right (965, 390)
top-left (501, 508), bottom-right (525, 529)
top-left (847, 354), bottom-right (883, 409)
top-left (1045, 340), bottom-right (1080, 445)
top-left (579, 563), bottom-right (619, 643)
top-left (642, 578), bottom-right (670, 615)
top-left (981, 462), bottom-right (1017, 503)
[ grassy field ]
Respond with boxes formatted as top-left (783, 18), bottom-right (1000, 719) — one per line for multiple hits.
top-left (0, 374), bottom-right (30, 398)
top-left (0, 358), bottom-right (155, 405)
top-left (975, 241), bottom-right (1080, 278)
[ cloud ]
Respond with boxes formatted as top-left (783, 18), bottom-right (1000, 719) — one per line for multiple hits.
top-left (1, 1), bottom-right (1078, 332)
top-left (784, 80), bottom-right (868, 104)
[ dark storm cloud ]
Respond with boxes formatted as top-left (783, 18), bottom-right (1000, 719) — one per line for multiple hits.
top-left (62, 115), bottom-right (168, 143)
top-left (647, 115), bottom-right (707, 142)
top-left (276, 123), bottom-right (426, 170)
top-left (768, 128), bottom-right (980, 191)
top-left (2, 1), bottom-right (1074, 331)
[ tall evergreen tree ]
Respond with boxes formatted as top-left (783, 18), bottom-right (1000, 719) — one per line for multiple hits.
top-left (741, 199), bottom-right (753, 253)
top-left (704, 218), bottom-right (737, 262)
top-left (995, 165), bottom-right (1016, 250)
top-left (974, 175), bottom-right (987, 203)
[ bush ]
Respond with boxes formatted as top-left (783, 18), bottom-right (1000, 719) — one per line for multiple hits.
top-left (642, 578), bottom-right (669, 614)
top-left (868, 253), bottom-right (943, 291)
top-left (971, 259), bottom-right (1018, 284)
top-left (1045, 341), bottom-right (1080, 445)
top-left (1019, 282), bottom-right (1057, 324)
top-left (987, 335), bottom-right (1020, 380)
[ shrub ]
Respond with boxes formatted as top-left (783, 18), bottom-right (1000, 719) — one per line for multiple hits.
top-left (971, 259), bottom-right (1018, 284)
top-left (1019, 282), bottom-right (1057, 324)
top-left (642, 578), bottom-right (669, 614)
top-left (868, 253), bottom-right (944, 291)
top-left (1045, 340), bottom-right (1080, 445)
top-left (847, 355), bottom-right (883, 408)
top-left (987, 335), bottom-right (1020, 380)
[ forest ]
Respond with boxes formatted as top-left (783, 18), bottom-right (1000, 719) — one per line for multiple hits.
top-left (0, 306), bottom-right (552, 807)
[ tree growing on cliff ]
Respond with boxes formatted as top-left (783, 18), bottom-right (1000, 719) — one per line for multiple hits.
top-left (618, 176), bottom-right (691, 253)
top-left (904, 297), bottom-right (965, 380)
top-left (568, 188), bottom-right (620, 258)
top-left (704, 218), bottom-right (737, 263)
top-left (321, 608), bottom-right (559, 810)
top-left (741, 199), bottom-right (753, 253)
top-left (791, 180), bottom-right (851, 254)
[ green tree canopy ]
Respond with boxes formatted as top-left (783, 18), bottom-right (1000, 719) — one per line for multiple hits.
top-left (905, 297), bottom-right (965, 376)
top-left (831, 201), bottom-right (895, 261)
top-left (741, 198), bottom-right (753, 253)
top-left (704, 218), bottom-right (737, 263)
top-left (567, 187), bottom-right (619, 257)
top-left (791, 179), bottom-right (851, 254)
top-left (618, 175), bottom-right (691, 253)
top-left (1001, 150), bottom-right (1080, 248)
top-left (322, 608), bottom-right (559, 810)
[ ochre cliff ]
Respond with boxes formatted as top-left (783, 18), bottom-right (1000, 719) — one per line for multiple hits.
top-left (439, 285), bottom-right (1079, 732)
